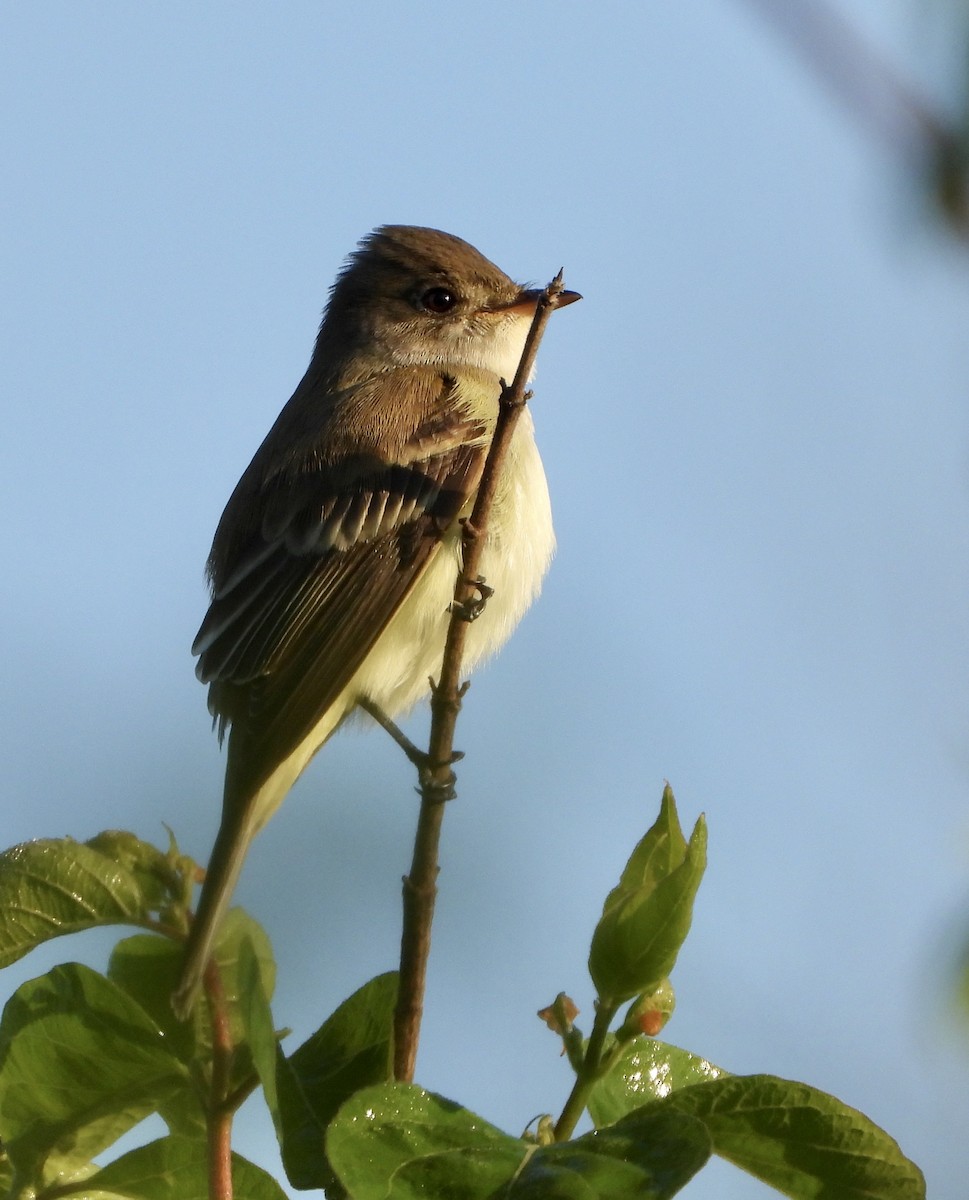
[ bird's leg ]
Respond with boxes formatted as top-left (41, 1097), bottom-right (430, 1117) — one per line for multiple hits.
top-left (449, 514), bottom-right (494, 623)
top-left (357, 696), bottom-right (425, 765)
top-left (357, 696), bottom-right (464, 791)
top-left (449, 574), bottom-right (494, 622)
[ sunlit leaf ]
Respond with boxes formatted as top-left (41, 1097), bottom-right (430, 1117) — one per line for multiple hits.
top-left (237, 934), bottom-right (281, 1138)
top-left (82, 1135), bottom-right (288, 1199)
top-left (108, 934), bottom-right (196, 1064)
top-left (326, 1084), bottom-right (526, 1200)
top-left (0, 963), bottom-right (188, 1185)
top-left (659, 1074), bottom-right (924, 1199)
top-left (601, 786), bottom-right (688, 916)
top-left (588, 1037), bottom-right (727, 1128)
top-left (509, 1106), bottom-right (710, 1199)
top-left (279, 972), bottom-right (396, 1191)
top-left (589, 812), bottom-right (706, 1005)
top-left (0, 839), bottom-right (153, 967)
top-left (327, 1084), bottom-right (710, 1200)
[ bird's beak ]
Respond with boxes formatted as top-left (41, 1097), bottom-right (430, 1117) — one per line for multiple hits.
top-left (500, 286), bottom-right (583, 315)
top-left (554, 289), bottom-right (582, 308)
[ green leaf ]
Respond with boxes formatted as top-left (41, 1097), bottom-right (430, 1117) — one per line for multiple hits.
top-left (512, 1107), bottom-right (711, 1199)
top-left (0, 1148), bottom-right (12, 1194)
top-left (588, 1037), bottom-right (728, 1128)
top-left (601, 786), bottom-right (687, 915)
top-left (81, 1135), bottom-right (289, 1199)
top-left (326, 1084), bottom-right (526, 1200)
top-left (0, 839), bottom-right (154, 967)
top-left (107, 935), bottom-right (206, 1136)
top-left (659, 1074), bottom-right (924, 1199)
top-left (210, 907), bottom-right (276, 1026)
top-left (108, 908), bottom-right (277, 1129)
top-left (0, 963), bottom-right (188, 1188)
top-left (237, 934), bottom-right (281, 1138)
top-left (278, 972), bottom-right (396, 1191)
top-left (588, 807), bottom-right (706, 1005)
top-left (327, 1084), bottom-right (710, 1200)
top-left (84, 831), bottom-right (184, 913)
top-left (174, 907), bottom-right (276, 1080)
top-left (108, 935), bottom-right (197, 1065)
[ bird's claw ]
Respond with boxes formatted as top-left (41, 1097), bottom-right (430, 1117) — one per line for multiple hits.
top-left (410, 747), bottom-right (464, 801)
top-left (450, 576), bottom-right (494, 622)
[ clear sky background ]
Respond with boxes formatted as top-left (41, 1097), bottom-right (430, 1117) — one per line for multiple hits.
top-left (3, 3), bottom-right (969, 1197)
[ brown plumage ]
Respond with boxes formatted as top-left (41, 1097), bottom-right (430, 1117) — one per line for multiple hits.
top-left (172, 226), bottom-right (576, 1018)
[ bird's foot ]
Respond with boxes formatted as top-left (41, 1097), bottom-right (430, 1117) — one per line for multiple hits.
top-left (450, 575), bottom-right (493, 622)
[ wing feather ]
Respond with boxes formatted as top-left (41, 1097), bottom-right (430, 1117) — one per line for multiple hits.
top-left (193, 369), bottom-right (491, 803)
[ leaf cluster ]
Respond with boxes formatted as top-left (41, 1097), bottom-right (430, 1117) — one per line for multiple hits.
top-left (0, 791), bottom-right (923, 1198)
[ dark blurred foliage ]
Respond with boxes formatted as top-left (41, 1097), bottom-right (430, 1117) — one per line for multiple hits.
top-left (742, 0), bottom-right (969, 241)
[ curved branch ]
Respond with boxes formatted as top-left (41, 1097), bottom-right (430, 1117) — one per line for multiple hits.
top-left (393, 273), bottom-right (574, 1082)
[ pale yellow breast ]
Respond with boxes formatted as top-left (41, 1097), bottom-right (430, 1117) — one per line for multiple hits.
top-left (247, 408), bottom-right (553, 834)
top-left (352, 407), bottom-right (554, 714)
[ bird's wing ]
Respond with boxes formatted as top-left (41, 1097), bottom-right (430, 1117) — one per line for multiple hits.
top-left (193, 370), bottom-right (491, 802)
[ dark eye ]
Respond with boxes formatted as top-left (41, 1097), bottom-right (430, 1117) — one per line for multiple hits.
top-left (420, 286), bottom-right (458, 314)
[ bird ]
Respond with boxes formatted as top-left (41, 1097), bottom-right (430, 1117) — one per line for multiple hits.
top-left (172, 225), bottom-right (579, 1017)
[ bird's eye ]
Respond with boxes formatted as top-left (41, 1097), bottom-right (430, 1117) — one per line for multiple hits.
top-left (420, 286), bottom-right (458, 314)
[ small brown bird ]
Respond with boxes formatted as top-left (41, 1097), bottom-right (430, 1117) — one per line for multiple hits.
top-left (172, 226), bottom-right (579, 1017)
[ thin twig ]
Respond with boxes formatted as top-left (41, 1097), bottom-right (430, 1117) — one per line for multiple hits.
top-left (552, 1000), bottom-right (618, 1142)
top-left (392, 273), bottom-right (572, 1083)
top-left (204, 959), bottom-right (234, 1200)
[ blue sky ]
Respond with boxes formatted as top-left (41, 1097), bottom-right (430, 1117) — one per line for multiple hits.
top-left (3, 3), bottom-right (969, 1196)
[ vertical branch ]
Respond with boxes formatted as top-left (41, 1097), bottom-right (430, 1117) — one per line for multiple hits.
top-left (393, 273), bottom-right (574, 1083)
top-left (204, 960), bottom-right (235, 1200)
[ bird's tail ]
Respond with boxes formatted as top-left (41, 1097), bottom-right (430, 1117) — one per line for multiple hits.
top-left (172, 696), bottom-right (350, 1019)
top-left (170, 786), bottom-right (264, 1021)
